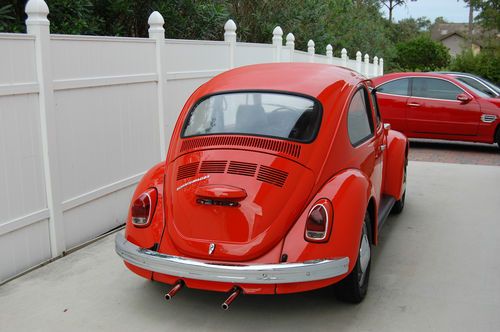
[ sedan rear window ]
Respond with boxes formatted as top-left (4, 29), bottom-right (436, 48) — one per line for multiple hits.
top-left (182, 92), bottom-right (321, 142)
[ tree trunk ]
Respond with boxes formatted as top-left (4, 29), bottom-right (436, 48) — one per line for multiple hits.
top-left (468, 1), bottom-right (474, 48)
top-left (389, 0), bottom-right (394, 22)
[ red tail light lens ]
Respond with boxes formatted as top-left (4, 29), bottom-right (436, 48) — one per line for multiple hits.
top-left (131, 188), bottom-right (158, 227)
top-left (305, 198), bottom-right (333, 243)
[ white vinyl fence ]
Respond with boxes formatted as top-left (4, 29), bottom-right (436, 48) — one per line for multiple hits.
top-left (0, 0), bottom-right (383, 283)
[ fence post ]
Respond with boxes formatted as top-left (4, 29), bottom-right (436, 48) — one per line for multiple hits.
top-left (326, 44), bottom-right (333, 65)
top-left (307, 40), bottom-right (315, 63)
top-left (356, 51), bottom-right (362, 73)
top-left (272, 26), bottom-right (283, 62)
top-left (286, 33), bottom-right (295, 62)
top-left (224, 19), bottom-right (237, 69)
top-left (25, 0), bottom-right (65, 257)
top-left (148, 11), bottom-right (167, 161)
top-left (364, 53), bottom-right (370, 77)
top-left (379, 58), bottom-right (384, 76)
top-left (373, 56), bottom-right (379, 77)
top-left (341, 48), bottom-right (348, 68)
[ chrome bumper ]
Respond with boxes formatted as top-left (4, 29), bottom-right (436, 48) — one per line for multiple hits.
top-left (115, 232), bottom-right (349, 284)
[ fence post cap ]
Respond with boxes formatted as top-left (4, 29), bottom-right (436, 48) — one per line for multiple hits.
top-left (380, 58), bottom-right (384, 63)
top-left (25, 0), bottom-right (49, 25)
top-left (356, 51), bottom-right (362, 57)
top-left (273, 26), bottom-right (283, 37)
top-left (224, 19), bottom-right (237, 33)
top-left (364, 53), bottom-right (370, 60)
top-left (326, 44), bottom-right (333, 51)
top-left (148, 11), bottom-right (165, 26)
top-left (341, 48), bottom-right (347, 55)
top-left (26, 0), bottom-right (49, 16)
top-left (374, 56), bottom-right (379, 61)
top-left (307, 39), bottom-right (315, 47)
top-left (286, 33), bottom-right (295, 42)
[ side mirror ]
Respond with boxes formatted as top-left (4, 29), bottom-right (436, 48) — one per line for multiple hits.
top-left (457, 93), bottom-right (472, 103)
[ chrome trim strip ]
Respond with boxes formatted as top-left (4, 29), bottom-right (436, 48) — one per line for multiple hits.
top-left (115, 232), bottom-right (349, 284)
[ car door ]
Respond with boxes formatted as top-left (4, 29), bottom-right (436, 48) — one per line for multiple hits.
top-left (375, 78), bottom-right (410, 133)
top-left (347, 85), bottom-right (383, 203)
top-left (407, 77), bottom-right (481, 136)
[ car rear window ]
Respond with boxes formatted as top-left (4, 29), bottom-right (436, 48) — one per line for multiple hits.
top-left (454, 76), bottom-right (493, 98)
top-left (182, 92), bottom-right (322, 143)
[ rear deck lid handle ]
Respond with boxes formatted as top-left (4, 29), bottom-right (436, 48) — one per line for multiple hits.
top-left (195, 184), bottom-right (247, 201)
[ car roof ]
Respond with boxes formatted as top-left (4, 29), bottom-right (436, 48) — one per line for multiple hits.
top-left (197, 63), bottom-right (365, 98)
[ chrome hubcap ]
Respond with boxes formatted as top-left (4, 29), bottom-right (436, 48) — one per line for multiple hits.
top-left (358, 223), bottom-right (370, 286)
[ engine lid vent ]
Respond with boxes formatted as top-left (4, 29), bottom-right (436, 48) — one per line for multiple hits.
top-left (177, 162), bottom-right (199, 181)
top-left (257, 165), bottom-right (288, 187)
top-left (227, 161), bottom-right (258, 177)
top-left (180, 136), bottom-right (301, 158)
top-left (199, 160), bottom-right (228, 174)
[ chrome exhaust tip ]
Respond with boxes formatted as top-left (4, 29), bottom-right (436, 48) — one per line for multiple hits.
top-left (221, 287), bottom-right (241, 310)
top-left (164, 280), bottom-right (184, 300)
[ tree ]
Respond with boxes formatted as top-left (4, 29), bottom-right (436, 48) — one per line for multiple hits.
top-left (380, 0), bottom-right (417, 22)
top-left (394, 35), bottom-right (450, 71)
top-left (451, 50), bottom-right (499, 84)
top-left (475, 0), bottom-right (500, 31)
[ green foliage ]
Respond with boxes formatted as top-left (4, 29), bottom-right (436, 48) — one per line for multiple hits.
top-left (0, 2), bottom-right (23, 32)
top-left (47, 0), bottom-right (102, 35)
top-left (475, 0), bottom-right (500, 31)
top-left (450, 49), bottom-right (500, 85)
top-left (394, 35), bottom-right (450, 71)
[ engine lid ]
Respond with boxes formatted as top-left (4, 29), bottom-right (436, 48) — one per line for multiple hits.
top-left (160, 149), bottom-right (315, 262)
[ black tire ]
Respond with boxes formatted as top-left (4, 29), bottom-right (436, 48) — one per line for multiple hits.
top-left (334, 212), bottom-right (372, 304)
top-left (391, 157), bottom-right (407, 214)
top-left (495, 127), bottom-right (500, 150)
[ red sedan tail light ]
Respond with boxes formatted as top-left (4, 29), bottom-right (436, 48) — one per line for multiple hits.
top-left (131, 188), bottom-right (158, 227)
top-left (305, 198), bottom-right (333, 243)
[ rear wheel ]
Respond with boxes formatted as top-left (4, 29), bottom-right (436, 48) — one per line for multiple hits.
top-left (392, 157), bottom-right (407, 214)
top-left (334, 212), bottom-right (372, 303)
top-left (495, 127), bottom-right (500, 150)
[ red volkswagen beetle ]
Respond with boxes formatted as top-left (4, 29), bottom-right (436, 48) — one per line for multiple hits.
top-left (372, 72), bottom-right (500, 147)
top-left (115, 63), bottom-right (408, 307)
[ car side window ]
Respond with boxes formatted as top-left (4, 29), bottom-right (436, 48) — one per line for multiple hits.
top-left (377, 78), bottom-right (410, 96)
top-left (411, 78), bottom-right (464, 100)
top-left (347, 88), bottom-right (374, 146)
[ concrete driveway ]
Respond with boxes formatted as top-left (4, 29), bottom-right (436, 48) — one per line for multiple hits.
top-left (1, 161), bottom-right (499, 332)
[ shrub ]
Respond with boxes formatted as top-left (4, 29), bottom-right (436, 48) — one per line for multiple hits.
top-left (394, 35), bottom-right (450, 71)
top-left (450, 50), bottom-right (500, 85)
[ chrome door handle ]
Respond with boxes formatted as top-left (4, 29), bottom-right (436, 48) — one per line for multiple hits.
top-left (407, 102), bottom-right (420, 107)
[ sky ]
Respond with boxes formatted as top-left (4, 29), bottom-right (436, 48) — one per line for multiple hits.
top-left (381, 0), bottom-right (478, 23)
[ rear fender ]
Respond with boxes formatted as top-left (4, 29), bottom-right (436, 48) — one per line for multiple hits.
top-left (383, 130), bottom-right (408, 200)
top-left (279, 169), bottom-right (372, 293)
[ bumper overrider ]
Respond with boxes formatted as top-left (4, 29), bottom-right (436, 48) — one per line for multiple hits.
top-left (115, 232), bottom-right (349, 284)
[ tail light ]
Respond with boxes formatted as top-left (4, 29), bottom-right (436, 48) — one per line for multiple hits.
top-left (131, 188), bottom-right (158, 227)
top-left (305, 198), bottom-right (333, 243)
